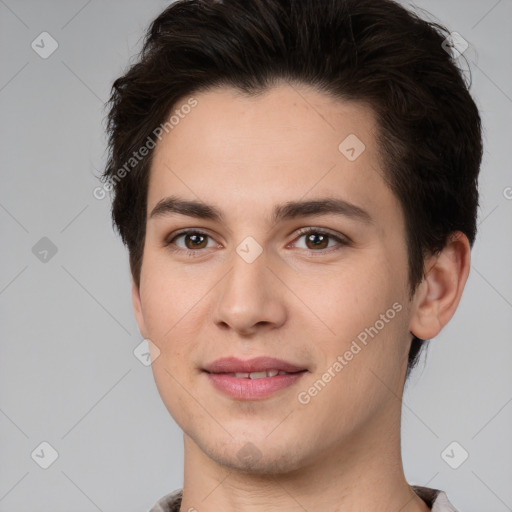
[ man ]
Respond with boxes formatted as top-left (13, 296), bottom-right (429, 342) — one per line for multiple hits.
top-left (102, 0), bottom-right (482, 510)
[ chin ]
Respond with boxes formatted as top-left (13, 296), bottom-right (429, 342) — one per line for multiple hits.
top-left (199, 437), bottom-right (308, 476)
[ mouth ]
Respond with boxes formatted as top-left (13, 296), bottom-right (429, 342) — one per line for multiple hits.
top-left (202, 356), bottom-right (308, 400)
top-left (214, 369), bottom-right (304, 379)
top-left (203, 356), bottom-right (307, 374)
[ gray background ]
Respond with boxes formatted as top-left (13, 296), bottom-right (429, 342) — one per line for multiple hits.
top-left (0, 0), bottom-right (511, 511)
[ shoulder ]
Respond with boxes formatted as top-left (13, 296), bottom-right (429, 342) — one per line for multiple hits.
top-left (412, 485), bottom-right (459, 512)
top-left (148, 488), bottom-right (183, 512)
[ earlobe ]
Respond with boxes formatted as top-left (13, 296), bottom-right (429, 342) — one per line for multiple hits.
top-left (131, 278), bottom-right (148, 338)
top-left (409, 232), bottom-right (471, 340)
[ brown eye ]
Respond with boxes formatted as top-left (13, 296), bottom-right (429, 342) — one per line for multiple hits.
top-left (166, 230), bottom-right (216, 252)
top-left (183, 233), bottom-right (208, 249)
top-left (292, 228), bottom-right (348, 253)
top-left (304, 232), bottom-right (329, 250)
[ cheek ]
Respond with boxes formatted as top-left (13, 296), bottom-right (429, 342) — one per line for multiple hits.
top-left (139, 258), bottom-right (208, 371)
top-left (150, 359), bottom-right (200, 432)
top-left (139, 255), bottom-right (197, 336)
top-left (298, 303), bottom-right (408, 436)
top-left (319, 255), bottom-right (398, 328)
top-left (314, 253), bottom-right (409, 380)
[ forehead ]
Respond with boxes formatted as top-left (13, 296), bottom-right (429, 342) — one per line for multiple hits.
top-left (147, 83), bottom-right (401, 233)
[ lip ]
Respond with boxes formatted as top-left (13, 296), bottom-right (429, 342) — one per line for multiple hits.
top-left (203, 357), bottom-right (307, 400)
top-left (203, 356), bottom-right (306, 374)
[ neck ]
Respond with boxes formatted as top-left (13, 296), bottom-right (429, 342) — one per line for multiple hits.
top-left (179, 408), bottom-right (430, 512)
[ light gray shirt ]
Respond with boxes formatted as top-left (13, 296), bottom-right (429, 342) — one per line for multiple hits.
top-left (148, 485), bottom-right (459, 511)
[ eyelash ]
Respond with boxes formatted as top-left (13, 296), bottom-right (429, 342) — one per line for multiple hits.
top-left (164, 227), bottom-right (349, 257)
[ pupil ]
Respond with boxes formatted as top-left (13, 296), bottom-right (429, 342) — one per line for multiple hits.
top-left (308, 233), bottom-right (327, 249)
top-left (188, 234), bottom-right (206, 248)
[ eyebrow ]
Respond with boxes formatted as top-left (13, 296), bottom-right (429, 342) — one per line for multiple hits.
top-left (149, 195), bottom-right (373, 226)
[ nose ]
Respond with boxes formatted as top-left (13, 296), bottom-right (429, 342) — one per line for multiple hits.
top-left (212, 247), bottom-right (287, 337)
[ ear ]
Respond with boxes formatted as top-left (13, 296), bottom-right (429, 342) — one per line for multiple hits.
top-left (409, 231), bottom-right (471, 340)
top-left (131, 277), bottom-right (148, 339)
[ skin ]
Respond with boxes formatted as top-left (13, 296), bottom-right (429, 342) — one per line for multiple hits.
top-left (132, 83), bottom-right (471, 512)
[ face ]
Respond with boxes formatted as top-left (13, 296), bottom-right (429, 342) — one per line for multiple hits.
top-left (133, 83), bottom-right (417, 473)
